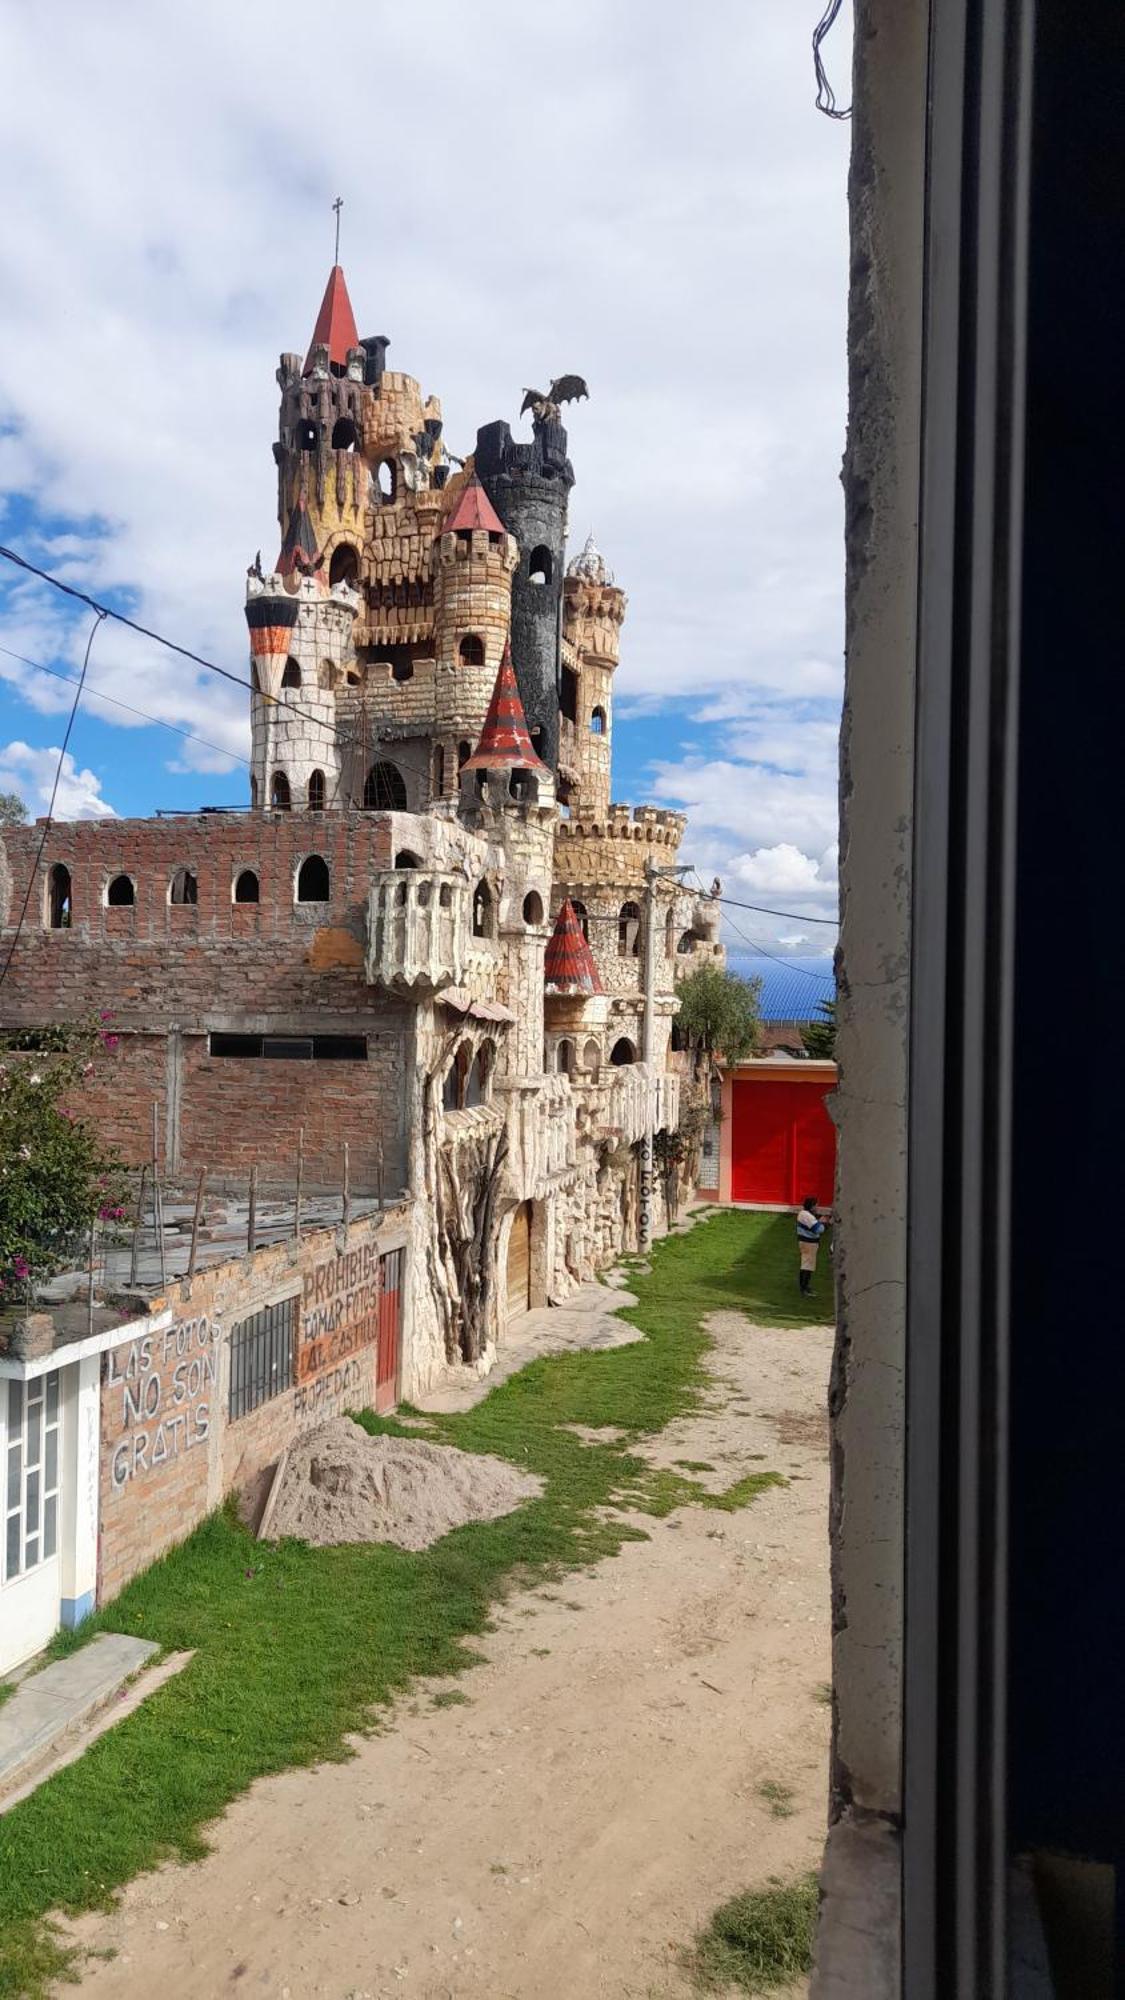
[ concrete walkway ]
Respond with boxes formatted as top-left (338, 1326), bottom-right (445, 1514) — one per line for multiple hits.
top-left (417, 1279), bottom-right (642, 1415)
top-left (0, 1634), bottom-right (158, 1806)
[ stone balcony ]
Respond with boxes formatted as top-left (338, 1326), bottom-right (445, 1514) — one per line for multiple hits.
top-left (365, 870), bottom-right (471, 992)
top-left (571, 1063), bottom-right (681, 1145)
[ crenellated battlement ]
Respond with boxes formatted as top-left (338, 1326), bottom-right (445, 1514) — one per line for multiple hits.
top-left (557, 806), bottom-right (686, 849)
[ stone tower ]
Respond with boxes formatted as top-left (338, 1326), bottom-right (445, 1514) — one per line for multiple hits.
top-left (245, 502), bottom-right (360, 811)
top-left (473, 415), bottom-right (574, 773)
top-left (432, 478), bottom-right (520, 799)
top-left (561, 534), bottom-right (626, 819)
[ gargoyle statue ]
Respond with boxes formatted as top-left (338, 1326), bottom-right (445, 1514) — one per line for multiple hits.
top-left (519, 375), bottom-right (589, 424)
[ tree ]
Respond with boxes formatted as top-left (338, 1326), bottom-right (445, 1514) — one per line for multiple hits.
top-left (0, 792), bottom-right (28, 828)
top-left (674, 965), bottom-right (762, 1065)
top-left (802, 997), bottom-right (837, 1060)
top-left (0, 1017), bottom-right (129, 1300)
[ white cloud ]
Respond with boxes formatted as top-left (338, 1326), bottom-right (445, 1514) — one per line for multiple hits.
top-left (0, 0), bottom-right (848, 779)
top-left (0, 741), bottom-right (117, 819)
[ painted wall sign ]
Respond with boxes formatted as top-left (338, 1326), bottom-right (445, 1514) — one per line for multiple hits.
top-left (106, 1315), bottom-right (218, 1490)
top-left (298, 1244), bottom-right (382, 1383)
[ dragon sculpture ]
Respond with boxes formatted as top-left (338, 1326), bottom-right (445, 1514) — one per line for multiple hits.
top-left (519, 375), bottom-right (589, 424)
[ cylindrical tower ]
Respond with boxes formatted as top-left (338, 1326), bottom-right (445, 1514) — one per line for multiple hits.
top-left (474, 416), bottom-right (574, 771)
top-left (432, 478), bottom-right (519, 797)
top-left (561, 534), bottom-right (627, 819)
top-left (246, 554), bottom-right (358, 813)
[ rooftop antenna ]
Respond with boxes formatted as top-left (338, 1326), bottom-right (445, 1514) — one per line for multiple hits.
top-left (333, 195), bottom-right (343, 266)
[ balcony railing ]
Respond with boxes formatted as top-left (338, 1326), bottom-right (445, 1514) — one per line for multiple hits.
top-left (365, 871), bottom-right (470, 992)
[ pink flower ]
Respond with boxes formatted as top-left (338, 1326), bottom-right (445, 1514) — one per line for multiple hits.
top-left (99, 1010), bottom-right (114, 1022)
top-left (98, 1203), bottom-right (126, 1222)
top-left (102, 1034), bottom-right (120, 1053)
top-left (12, 1256), bottom-right (30, 1280)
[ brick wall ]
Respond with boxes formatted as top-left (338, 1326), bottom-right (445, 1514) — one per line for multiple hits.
top-left (0, 811), bottom-right (412, 1189)
top-left (97, 1207), bottom-right (408, 1604)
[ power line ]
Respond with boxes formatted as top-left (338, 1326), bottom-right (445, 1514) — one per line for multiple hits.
top-left (813, 0), bottom-right (852, 119)
top-left (0, 608), bottom-right (105, 991)
top-left (716, 890), bottom-right (836, 926)
top-left (688, 870), bottom-right (834, 981)
top-left (0, 643), bottom-right (253, 770)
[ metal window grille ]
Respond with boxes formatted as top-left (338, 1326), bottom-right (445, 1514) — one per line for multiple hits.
top-left (228, 1298), bottom-right (297, 1421)
top-left (4, 1370), bottom-right (60, 1583)
top-left (380, 1247), bottom-right (404, 1296)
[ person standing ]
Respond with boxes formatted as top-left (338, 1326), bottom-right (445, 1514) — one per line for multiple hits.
top-left (796, 1196), bottom-right (828, 1296)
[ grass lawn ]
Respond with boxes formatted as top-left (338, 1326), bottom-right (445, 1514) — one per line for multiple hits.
top-left (0, 1208), bottom-right (828, 1998)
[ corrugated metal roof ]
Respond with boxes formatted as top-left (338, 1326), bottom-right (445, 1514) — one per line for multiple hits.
top-left (726, 951), bottom-right (835, 1023)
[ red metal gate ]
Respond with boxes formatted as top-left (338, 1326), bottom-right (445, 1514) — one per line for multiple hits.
top-left (731, 1079), bottom-right (836, 1206)
top-left (376, 1247), bottom-right (403, 1413)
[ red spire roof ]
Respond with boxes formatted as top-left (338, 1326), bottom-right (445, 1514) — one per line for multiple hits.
top-left (544, 900), bottom-right (603, 995)
top-left (443, 474), bottom-right (506, 538)
top-left (462, 641), bottom-right (551, 775)
top-left (303, 265), bottom-right (360, 375)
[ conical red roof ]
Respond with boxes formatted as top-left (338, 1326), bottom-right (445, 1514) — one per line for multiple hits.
top-left (545, 899), bottom-right (603, 995)
top-left (276, 497), bottom-right (319, 576)
top-left (462, 641), bottom-right (551, 775)
top-left (303, 265), bottom-right (360, 375)
top-left (443, 474), bottom-right (506, 538)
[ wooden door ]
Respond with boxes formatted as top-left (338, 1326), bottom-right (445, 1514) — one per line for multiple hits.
top-left (506, 1202), bottom-right (532, 1320)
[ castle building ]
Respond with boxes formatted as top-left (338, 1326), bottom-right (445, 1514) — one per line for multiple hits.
top-left (0, 261), bottom-right (721, 1654)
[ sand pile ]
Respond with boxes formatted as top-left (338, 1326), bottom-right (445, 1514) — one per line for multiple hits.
top-left (263, 1417), bottom-right (543, 1552)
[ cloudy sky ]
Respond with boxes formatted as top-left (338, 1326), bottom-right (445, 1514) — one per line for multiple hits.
top-left (0, 0), bottom-right (849, 961)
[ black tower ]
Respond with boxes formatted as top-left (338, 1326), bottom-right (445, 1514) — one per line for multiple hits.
top-left (474, 416), bottom-right (574, 771)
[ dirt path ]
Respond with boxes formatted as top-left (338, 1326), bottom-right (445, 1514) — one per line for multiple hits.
top-left (62, 1310), bottom-right (832, 2000)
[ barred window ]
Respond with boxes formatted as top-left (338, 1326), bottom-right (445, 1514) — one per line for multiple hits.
top-left (5, 1372), bottom-right (60, 1582)
top-left (229, 1298), bottom-right (297, 1420)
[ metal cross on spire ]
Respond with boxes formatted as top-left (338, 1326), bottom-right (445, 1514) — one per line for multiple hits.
top-left (333, 196), bottom-right (343, 266)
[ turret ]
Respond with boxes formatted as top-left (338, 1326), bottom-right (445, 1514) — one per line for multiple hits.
top-left (245, 501), bottom-right (359, 812)
top-left (474, 416), bottom-right (574, 771)
top-left (561, 534), bottom-right (626, 818)
top-left (432, 478), bottom-right (519, 795)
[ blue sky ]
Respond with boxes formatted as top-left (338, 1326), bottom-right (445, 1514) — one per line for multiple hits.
top-left (0, 0), bottom-right (848, 959)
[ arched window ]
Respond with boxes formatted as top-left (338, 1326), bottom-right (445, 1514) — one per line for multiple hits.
top-left (528, 546), bottom-right (552, 585)
top-left (432, 745), bottom-right (445, 797)
top-left (307, 769), bottom-right (326, 811)
top-left (392, 654), bottom-right (414, 683)
top-left (249, 774), bottom-right (259, 809)
top-left (583, 1038), bottom-right (601, 1075)
top-left (665, 909), bottom-right (677, 959)
top-left (618, 901), bottom-right (641, 957)
top-left (556, 1039), bottom-right (576, 1075)
top-left (457, 741), bottom-right (472, 770)
top-left (459, 633), bottom-right (485, 666)
top-left (590, 706), bottom-right (607, 735)
top-left (571, 899), bottom-right (590, 941)
top-left (270, 771), bottom-right (291, 810)
top-left (442, 1041), bottom-right (472, 1112)
top-left (363, 761), bottom-right (407, 810)
top-left (282, 658), bottom-right (302, 689)
top-left (466, 1039), bottom-right (494, 1107)
top-left (234, 870), bottom-right (259, 904)
top-left (677, 931), bottom-right (695, 955)
top-left (106, 874), bottom-right (134, 907)
top-left (522, 890), bottom-right (544, 924)
top-left (439, 882), bottom-right (453, 909)
top-left (375, 460), bottom-right (396, 502)
top-left (317, 659), bottom-right (335, 689)
top-left (169, 868), bottom-right (198, 906)
top-left (297, 418), bottom-right (318, 451)
top-left (472, 880), bottom-right (493, 938)
top-left (297, 855), bottom-right (330, 902)
top-left (509, 769), bottom-right (537, 802)
top-left (47, 863), bottom-right (71, 930)
top-left (331, 417), bottom-right (357, 451)
top-left (394, 850), bottom-right (422, 869)
top-left (329, 543), bottom-right (359, 587)
top-left (610, 1036), bottom-right (637, 1067)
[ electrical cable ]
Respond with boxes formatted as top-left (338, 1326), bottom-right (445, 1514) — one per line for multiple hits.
top-left (688, 870), bottom-right (833, 981)
top-left (812, 0), bottom-right (852, 119)
top-left (0, 607), bottom-right (106, 991)
top-left (0, 643), bottom-right (253, 770)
